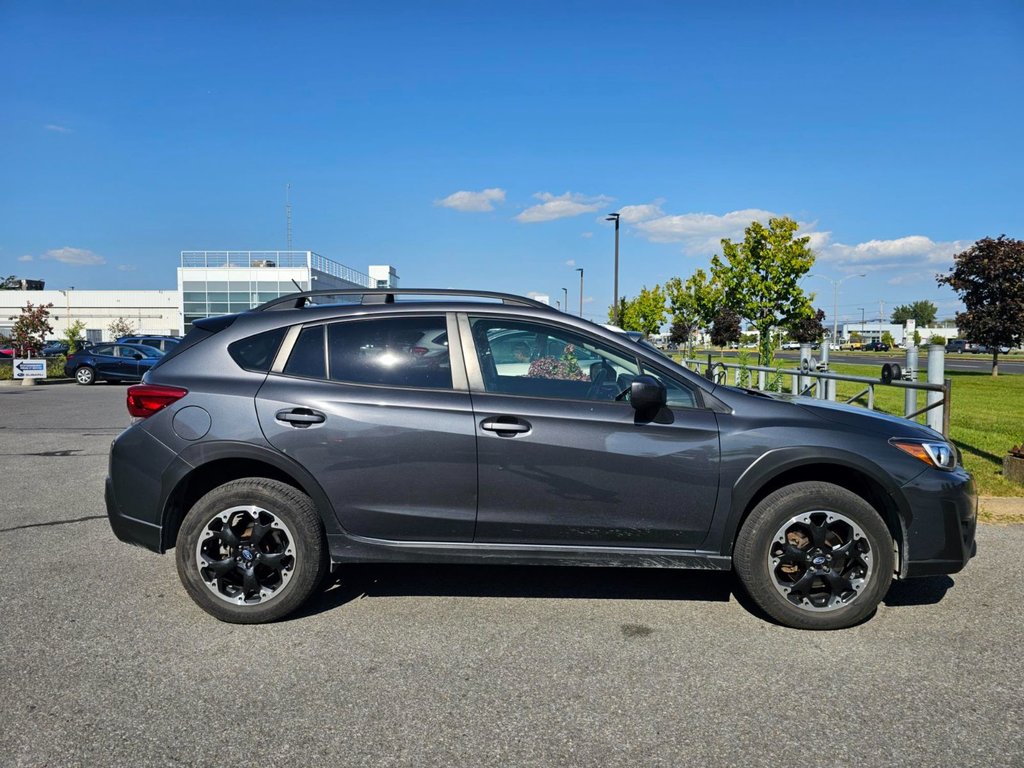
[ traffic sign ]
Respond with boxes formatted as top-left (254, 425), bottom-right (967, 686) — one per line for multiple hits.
top-left (13, 359), bottom-right (47, 379)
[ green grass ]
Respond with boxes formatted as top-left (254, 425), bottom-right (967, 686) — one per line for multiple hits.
top-left (677, 353), bottom-right (1024, 497)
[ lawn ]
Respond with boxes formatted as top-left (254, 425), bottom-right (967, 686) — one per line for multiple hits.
top-left (675, 353), bottom-right (1024, 497)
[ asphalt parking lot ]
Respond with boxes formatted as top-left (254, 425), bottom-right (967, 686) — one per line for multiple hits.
top-left (1, 382), bottom-right (1022, 767)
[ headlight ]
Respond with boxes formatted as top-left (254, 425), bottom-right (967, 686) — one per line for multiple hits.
top-left (890, 439), bottom-right (958, 470)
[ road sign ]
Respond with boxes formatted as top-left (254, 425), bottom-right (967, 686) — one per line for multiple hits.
top-left (13, 358), bottom-right (47, 379)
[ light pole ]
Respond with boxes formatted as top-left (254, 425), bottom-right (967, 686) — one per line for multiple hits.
top-left (576, 267), bottom-right (584, 317)
top-left (809, 273), bottom-right (865, 345)
top-left (605, 212), bottom-right (620, 325)
top-left (562, 287), bottom-right (568, 313)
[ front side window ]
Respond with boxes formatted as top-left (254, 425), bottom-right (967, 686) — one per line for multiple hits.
top-left (469, 318), bottom-right (640, 401)
top-left (327, 316), bottom-right (452, 389)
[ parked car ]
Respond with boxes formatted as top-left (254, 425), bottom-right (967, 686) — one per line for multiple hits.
top-left (105, 289), bottom-right (976, 630)
top-left (117, 335), bottom-right (182, 354)
top-left (65, 343), bottom-right (163, 384)
top-left (863, 341), bottom-right (891, 352)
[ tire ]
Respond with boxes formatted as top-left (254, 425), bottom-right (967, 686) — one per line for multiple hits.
top-left (734, 481), bottom-right (894, 630)
top-left (175, 478), bottom-right (328, 624)
top-left (75, 366), bottom-right (95, 385)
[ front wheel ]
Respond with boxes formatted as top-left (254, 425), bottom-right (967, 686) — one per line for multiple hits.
top-left (734, 482), bottom-right (894, 630)
top-left (175, 478), bottom-right (328, 623)
top-left (75, 366), bottom-right (95, 385)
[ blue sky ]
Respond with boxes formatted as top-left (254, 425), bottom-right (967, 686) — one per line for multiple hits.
top-left (2, 1), bottom-right (1022, 324)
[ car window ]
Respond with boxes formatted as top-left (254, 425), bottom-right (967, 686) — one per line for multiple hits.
top-left (142, 339), bottom-right (162, 349)
top-left (469, 317), bottom-right (639, 401)
top-left (283, 325), bottom-right (326, 379)
top-left (639, 366), bottom-right (698, 409)
top-left (91, 345), bottom-right (114, 356)
top-left (229, 328), bottom-right (286, 373)
top-left (327, 316), bottom-right (452, 389)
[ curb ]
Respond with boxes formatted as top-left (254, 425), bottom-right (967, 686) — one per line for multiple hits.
top-left (979, 496), bottom-right (1024, 524)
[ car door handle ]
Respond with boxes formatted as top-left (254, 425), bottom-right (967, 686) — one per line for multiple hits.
top-left (276, 408), bottom-right (326, 427)
top-left (480, 417), bottom-right (531, 435)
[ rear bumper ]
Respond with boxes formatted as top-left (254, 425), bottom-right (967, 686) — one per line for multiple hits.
top-left (900, 467), bottom-right (977, 578)
top-left (105, 426), bottom-right (179, 553)
top-left (105, 476), bottom-right (162, 552)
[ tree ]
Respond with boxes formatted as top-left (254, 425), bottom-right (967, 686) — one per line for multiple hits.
top-left (108, 317), bottom-right (137, 340)
top-left (881, 331), bottom-right (895, 348)
top-left (668, 317), bottom-right (691, 348)
top-left (709, 307), bottom-right (741, 348)
top-left (607, 297), bottom-right (630, 326)
top-left (9, 302), bottom-right (54, 356)
top-left (62, 320), bottom-right (88, 355)
top-left (620, 284), bottom-right (667, 337)
top-left (711, 216), bottom-right (816, 368)
top-left (665, 270), bottom-right (720, 357)
top-left (786, 308), bottom-right (827, 344)
top-left (891, 300), bottom-right (938, 327)
top-left (913, 329), bottom-right (922, 346)
top-left (938, 235), bottom-right (1024, 376)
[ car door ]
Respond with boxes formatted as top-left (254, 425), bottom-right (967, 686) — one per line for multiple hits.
top-left (463, 314), bottom-right (721, 549)
top-left (88, 345), bottom-right (120, 379)
top-left (255, 313), bottom-right (479, 542)
top-left (115, 345), bottom-right (143, 379)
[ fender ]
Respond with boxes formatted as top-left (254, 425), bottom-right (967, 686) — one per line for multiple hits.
top-left (158, 439), bottom-right (345, 551)
top-left (716, 445), bottom-right (913, 557)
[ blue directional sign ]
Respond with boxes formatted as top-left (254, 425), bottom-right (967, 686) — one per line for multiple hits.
top-left (13, 358), bottom-right (47, 379)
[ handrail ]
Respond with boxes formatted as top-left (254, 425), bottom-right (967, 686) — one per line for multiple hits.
top-left (255, 288), bottom-right (556, 312)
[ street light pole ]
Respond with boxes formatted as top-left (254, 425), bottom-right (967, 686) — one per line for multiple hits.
top-left (606, 213), bottom-right (621, 325)
top-left (562, 287), bottom-right (568, 313)
top-left (809, 273), bottom-right (866, 345)
top-left (576, 267), bottom-right (584, 317)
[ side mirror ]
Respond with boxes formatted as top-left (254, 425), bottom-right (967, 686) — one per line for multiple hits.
top-left (630, 374), bottom-right (667, 412)
top-left (133, 353), bottom-right (144, 360)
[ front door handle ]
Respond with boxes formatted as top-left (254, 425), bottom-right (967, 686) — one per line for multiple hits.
top-left (276, 408), bottom-right (326, 428)
top-left (480, 417), bottom-right (531, 436)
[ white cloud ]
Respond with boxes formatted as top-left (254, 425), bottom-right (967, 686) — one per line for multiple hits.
top-left (515, 191), bottom-right (613, 223)
top-left (564, 259), bottom-right (576, 266)
top-left (435, 187), bottom-right (506, 212)
top-left (116, 264), bottom-right (137, 272)
top-left (45, 124), bottom-right (72, 133)
top-left (817, 236), bottom-right (968, 271)
top-left (18, 254), bottom-right (33, 262)
top-left (40, 247), bottom-right (105, 266)
top-left (617, 202), bottom-right (664, 224)
top-left (634, 208), bottom-right (779, 252)
top-left (580, 232), bottom-right (593, 239)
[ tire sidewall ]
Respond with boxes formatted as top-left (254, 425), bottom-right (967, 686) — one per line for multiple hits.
top-left (735, 482), bottom-right (894, 630)
top-left (175, 478), bottom-right (327, 624)
top-left (76, 366), bottom-right (94, 385)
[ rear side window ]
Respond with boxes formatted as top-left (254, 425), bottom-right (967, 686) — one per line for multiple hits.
top-left (327, 316), bottom-right (452, 389)
top-left (228, 328), bottom-right (287, 373)
top-left (283, 326), bottom-right (326, 379)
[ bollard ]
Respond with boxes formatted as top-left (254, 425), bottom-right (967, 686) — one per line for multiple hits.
top-left (904, 345), bottom-right (918, 420)
top-left (799, 343), bottom-right (812, 395)
top-left (926, 344), bottom-right (944, 432)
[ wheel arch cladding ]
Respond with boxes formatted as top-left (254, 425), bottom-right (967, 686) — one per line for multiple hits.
top-left (159, 444), bottom-right (341, 552)
top-left (727, 455), bottom-right (907, 570)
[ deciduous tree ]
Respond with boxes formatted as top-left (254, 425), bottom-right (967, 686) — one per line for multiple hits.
top-left (786, 308), bottom-right (827, 344)
top-left (712, 217), bottom-right (816, 368)
top-left (108, 317), bottom-right (137, 340)
top-left (621, 284), bottom-right (667, 337)
top-left (709, 307), bottom-right (741, 348)
top-left (891, 300), bottom-right (938, 327)
top-left (937, 236), bottom-right (1024, 376)
top-left (9, 302), bottom-right (54, 356)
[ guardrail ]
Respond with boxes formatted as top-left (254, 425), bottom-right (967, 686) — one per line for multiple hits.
top-left (682, 344), bottom-right (952, 437)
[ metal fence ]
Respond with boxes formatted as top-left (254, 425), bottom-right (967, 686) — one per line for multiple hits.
top-left (681, 344), bottom-right (952, 437)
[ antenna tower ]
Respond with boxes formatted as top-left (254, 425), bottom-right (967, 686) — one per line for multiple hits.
top-left (285, 183), bottom-right (293, 250)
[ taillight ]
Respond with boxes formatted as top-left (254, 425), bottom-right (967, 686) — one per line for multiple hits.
top-left (126, 384), bottom-right (188, 418)
top-left (411, 346), bottom-right (429, 356)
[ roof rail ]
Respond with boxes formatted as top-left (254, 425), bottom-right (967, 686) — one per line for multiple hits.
top-left (254, 288), bottom-right (555, 312)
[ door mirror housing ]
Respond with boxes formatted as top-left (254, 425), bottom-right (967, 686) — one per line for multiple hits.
top-left (630, 374), bottom-right (667, 412)
top-left (133, 353), bottom-right (144, 360)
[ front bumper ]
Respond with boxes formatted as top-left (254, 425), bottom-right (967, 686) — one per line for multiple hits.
top-left (900, 466), bottom-right (977, 577)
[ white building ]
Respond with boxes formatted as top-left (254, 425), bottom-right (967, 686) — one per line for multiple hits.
top-left (0, 250), bottom-right (399, 341)
top-left (840, 323), bottom-right (959, 345)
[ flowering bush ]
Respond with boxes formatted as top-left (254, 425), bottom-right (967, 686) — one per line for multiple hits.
top-left (527, 344), bottom-right (588, 381)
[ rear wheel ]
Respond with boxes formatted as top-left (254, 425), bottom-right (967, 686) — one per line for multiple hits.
top-left (75, 366), bottom-right (95, 385)
top-left (734, 481), bottom-right (894, 630)
top-left (175, 478), bottom-right (328, 623)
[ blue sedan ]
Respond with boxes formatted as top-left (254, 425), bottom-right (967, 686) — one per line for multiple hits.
top-left (64, 343), bottom-right (164, 385)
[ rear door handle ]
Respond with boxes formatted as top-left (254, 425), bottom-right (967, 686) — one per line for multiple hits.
top-left (480, 417), bottom-right (531, 435)
top-left (276, 408), bottom-right (326, 428)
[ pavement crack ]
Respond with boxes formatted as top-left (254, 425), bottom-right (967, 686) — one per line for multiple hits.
top-left (0, 515), bottom-right (107, 533)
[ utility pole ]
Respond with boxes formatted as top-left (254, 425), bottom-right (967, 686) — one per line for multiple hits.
top-left (576, 267), bottom-right (584, 317)
top-left (285, 183), bottom-right (293, 251)
top-left (809, 273), bottom-right (865, 346)
top-left (606, 213), bottom-right (621, 325)
top-left (562, 287), bottom-right (568, 313)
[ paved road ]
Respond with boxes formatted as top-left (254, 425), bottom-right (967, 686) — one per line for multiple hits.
top-left (1, 383), bottom-right (1022, 767)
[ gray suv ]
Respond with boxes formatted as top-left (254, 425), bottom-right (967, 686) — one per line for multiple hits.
top-left (106, 289), bottom-right (976, 630)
